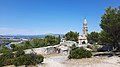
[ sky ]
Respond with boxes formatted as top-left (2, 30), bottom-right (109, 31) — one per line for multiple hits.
top-left (0, 0), bottom-right (120, 35)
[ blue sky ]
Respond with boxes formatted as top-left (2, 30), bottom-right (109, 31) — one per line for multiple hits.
top-left (0, 0), bottom-right (120, 35)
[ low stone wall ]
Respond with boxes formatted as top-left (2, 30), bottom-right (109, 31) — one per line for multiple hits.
top-left (24, 46), bottom-right (58, 55)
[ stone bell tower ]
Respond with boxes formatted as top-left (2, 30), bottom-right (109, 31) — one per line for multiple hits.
top-left (82, 18), bottom-right (88, 36)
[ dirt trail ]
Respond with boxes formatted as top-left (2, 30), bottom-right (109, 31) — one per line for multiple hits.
top-left (38, 55), bottom-right (67, 67)
top-left (38, 54), bottom-right (120, 67)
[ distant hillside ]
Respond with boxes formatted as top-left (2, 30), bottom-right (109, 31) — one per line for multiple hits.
top-left (0, 34), bottom-right (64, 39)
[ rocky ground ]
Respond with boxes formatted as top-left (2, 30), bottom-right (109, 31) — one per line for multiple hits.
top-left (38, 54), bottom-right (120, 67)
top-left (4, 53), bottom-right (120, 67)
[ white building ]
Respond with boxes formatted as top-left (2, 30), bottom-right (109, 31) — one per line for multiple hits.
top-left (78, 18), bottom-right (88, 44)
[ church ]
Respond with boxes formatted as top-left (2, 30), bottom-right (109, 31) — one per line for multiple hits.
top-left (78, 18), bottom-right (88, 44)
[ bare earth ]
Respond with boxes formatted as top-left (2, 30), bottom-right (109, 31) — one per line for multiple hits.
top-left (4, 54), bottom-right (120, 67)
top-left (38, 54), bottom-right (120, 67)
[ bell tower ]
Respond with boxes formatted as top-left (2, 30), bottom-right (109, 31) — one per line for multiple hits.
top-left (82, 18), bottom-right (88, 36)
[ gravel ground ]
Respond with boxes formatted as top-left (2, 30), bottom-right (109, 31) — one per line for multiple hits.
top-left (38, 54), bottom-right (120, 67)
top-left (4, 54), bottom-right (120, 67)
top-left (38, 54), bottom-right (67, 67)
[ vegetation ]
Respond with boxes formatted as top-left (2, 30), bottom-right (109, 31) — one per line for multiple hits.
top-left (87, 6), bottom-right (120, 51)
top-left (100, 6), bottom-right (120, 50)
top-left (65, 31), bottom-right (79, 42)
top-left (68, 45), bottom-right (92, 59)
top-left (1, 6), bottom-right (120, 66)
top-left (13, 54), bottom-right (44, 66)
top-left (31, 38), bottom-right (46, 48)
top-left (0, 35), bottom-right (60, 52)
top-left (10, 44), bottom-right (16, 51)
top-left (0, 35), bottom-right (59, 66)
top-left (58, 35), bottom-right (61, 44)
top-left (98, 30), bottom-right (114, 46)
top-left (0, 50), bottom-right (44, 66)
top-left (0, 52), bottom-right (14, 66)
top-left (87, 32), bottom-right (99, 44)
top-left (15, 50), bottom-right (25, 57)
top-left (44, 35), bottom-right (60, 46)
top-left (87, 45), bottom-right (93, 49)
top-left (23, 35), bottom-right (59, 48)
top-left (0, 47), bottom-right (12, 53)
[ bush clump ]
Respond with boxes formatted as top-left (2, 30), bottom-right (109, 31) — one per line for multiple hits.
top-left (0, 48), bottom-right (12, 53)
top-left (0, 50), bottom-right (44, 67)
top-left (87, 45), bottom-right (93, 49)
top-left (68, 47), bottom-right (92, 59)
top-left (13, 54), bottom-right (44, 66)
top-left (0, 52), bottom-right (14, 66)
top-left (15, 50), bottom-right (25, 57)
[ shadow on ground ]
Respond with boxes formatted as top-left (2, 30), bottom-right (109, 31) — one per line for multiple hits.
top-left (93, 52), bottom-right (120, 57)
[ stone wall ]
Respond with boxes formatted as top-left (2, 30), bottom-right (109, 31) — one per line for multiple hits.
top-left (24, 46), bottom-right (58, 55)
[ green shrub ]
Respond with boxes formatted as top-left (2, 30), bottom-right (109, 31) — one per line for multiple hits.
top-left (0, 52), bottom-right (14, 60)
top-left (68, 47), bottom-right (92, 59)
top-left (0, 48), bottom-right (12, 53)
top-left (0, 52), bottom-right (14, 66)
top-left (3, 59), bottom-right (14, 66)
top-left (13, 55), bottom-right (29, 66)
top-left (13, 54), bottom-right (44, 66)
top-left (0, 44), bottom-right (44, 66)
top-left (10, 44), bottom-right (16, 51)
top-left (70, 44), bottom-right (77, 50)
top-left (35, 54), bottom-right (44, 64)
top-left (0, 51), bottom-right (44, 66)
top-left (87, 45), bottom-right (93, 49)
top-left (15, 50), bottom-right (25, 57)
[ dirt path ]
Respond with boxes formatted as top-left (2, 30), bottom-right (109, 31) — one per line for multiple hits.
top-left (62, 56), bottom-right (120, 67)
top-left (38, 54), bottom-right (120, 67)
top-left (38, 55), bottom-right (67, 67)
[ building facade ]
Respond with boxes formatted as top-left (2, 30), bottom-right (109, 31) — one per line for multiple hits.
top-left (78, 18), bottom-right (88, 44)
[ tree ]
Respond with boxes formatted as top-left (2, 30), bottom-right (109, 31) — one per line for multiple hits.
top-left (98, 30), bottom-right (114, 46)
top-left (45, 35), bottom-right (59, 45)
top-left (100, 6), bottom-right (120, 50)
top-left (87, 32), bottom-right (99, 44)
top-left (58, 35), bottom-right (61, 43)
top-left (10, 44), bottom-right (16, 51)
top-left (31, 38), bottom-right (46, 48)
top-left (24, 41), bottom-right (32, 49)
top-left (65, 31), bottom-right (79, 42)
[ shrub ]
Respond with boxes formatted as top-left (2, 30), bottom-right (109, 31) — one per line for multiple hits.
top-left (0, 52), bottom-right (44, 66)
top-left (35, 54), bottom-right (44, 64)
top-left (0, 48), bottom-right (12, 53)
top-left (15, 50), bottom-right (25, 57)
top-left (0, 52), bottom-right (14, 60)
top-left (10, 44), bottom-right (16, 51)
top-left (13, 54), bottom-right (44, 66)
top-left (87, 45), bottom-right (93, 49)
top-left (70, 44), bottom-right (77, 50)
top-left (3, 59), bottom-right (14, 66)
top-left (68, 47), bottom-right (92, 59)
top-left (0, 52), bottom-right (14, 66)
